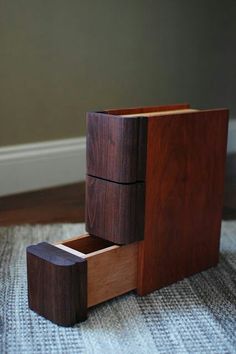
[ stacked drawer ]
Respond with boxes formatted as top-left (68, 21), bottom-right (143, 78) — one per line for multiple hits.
top-left (85, 112), bottom-right (147, 244)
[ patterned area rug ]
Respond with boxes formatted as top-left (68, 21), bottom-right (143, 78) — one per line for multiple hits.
top-left (0, 222), bottom-right (236, 354)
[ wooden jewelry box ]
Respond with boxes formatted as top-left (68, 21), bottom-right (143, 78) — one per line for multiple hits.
top-left (27, 103), bottom-right (229, 326)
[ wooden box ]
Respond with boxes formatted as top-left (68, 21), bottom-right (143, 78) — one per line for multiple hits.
top-left (27, 103), bottom-right (229, 325)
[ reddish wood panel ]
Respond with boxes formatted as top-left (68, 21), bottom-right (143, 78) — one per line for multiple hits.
top-left (104, 103), bottom-right (190, 116)
top-left (86, 175), bottom-right (145, 244)
top-left (86, 112), bottom-right (147, 183)
top-left (27, 242), bottom-right (87, 326)
top-left (137, 109), bottom-right (229, 295)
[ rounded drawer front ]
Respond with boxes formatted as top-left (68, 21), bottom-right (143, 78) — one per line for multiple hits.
top-left (86, 112), bottom-right (147, 183)
top-left (85, 175), bottom-right (145, 244)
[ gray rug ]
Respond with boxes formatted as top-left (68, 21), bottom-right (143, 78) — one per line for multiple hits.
top-left (0, 222), bottom-right (236, 354)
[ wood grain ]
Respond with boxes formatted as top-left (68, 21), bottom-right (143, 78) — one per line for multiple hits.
top-left (86, 242), bottom-right (138, 307)
top-left (137, 109), bottom-right (229, 295)
top-left (27, 242), bottom-right (87, 326)
top-left (85, 175), bottom-right (145, 244)
top-left (86, 112), bottom-right (147, 183)
top-left (0, 172), bottom-right (232, 227)
top-left (58, 234), bottom-right (138, 308)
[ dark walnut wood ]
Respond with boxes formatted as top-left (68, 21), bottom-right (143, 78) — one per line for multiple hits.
top-left (86, 112), bottom-right (147, 183)
top-left (85, 175), bottom-right (145, 244)
top-left (27, 242), bottom-right (87, 326)
top-left (137, 109), bottom-right (229, 295)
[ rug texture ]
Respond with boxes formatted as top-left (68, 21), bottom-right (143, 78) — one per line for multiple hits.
top-left (0, 222), bottom-right (236, 354)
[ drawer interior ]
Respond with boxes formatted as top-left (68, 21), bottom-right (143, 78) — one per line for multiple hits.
top-left (59, 234), bottom-right (114, 254)
top-left (55, 234), bottom-right (138, 307)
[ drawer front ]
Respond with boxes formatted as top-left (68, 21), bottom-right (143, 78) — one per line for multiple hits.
top-left (27, 234), bottom-right (138, 326)
top-left (27, 242), bottom-right (88, 326)
top-left (86, 112), bottom-right (147, 183)
top-left (85, 175), bottom-right (145, 244)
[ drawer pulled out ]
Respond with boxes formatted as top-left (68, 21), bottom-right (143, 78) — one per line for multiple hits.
top-left (27, 233), bottom-right (138, 326)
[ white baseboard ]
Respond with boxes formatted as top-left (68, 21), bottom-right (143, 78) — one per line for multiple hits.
top-left (228, 119), bottom-right (236, 154)
top-left (0, 119), bottom-right (235, 197)
top-left (0, 137), bottom-right (86, 197)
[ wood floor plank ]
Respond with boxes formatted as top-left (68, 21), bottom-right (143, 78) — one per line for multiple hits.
top-left (0, 182), bottom-right (85, 225)
top-left (0, 179), bottom-right (235, 226)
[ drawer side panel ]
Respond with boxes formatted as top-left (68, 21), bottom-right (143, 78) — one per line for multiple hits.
top-left (87, 242), bottom-right (138, 307)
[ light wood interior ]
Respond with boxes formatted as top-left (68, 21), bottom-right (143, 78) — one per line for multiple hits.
top-left (121, 108), bottom-right (198, 118)
top-left (58, 234), bottom-right (114, 254)
top-left (55, 234), bottom-right (138, 307)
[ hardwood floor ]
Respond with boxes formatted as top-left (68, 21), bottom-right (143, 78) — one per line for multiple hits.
top-left (0, 182), bottom-right (85, 226)
top-left (0, 179), bottom-right (235, 226)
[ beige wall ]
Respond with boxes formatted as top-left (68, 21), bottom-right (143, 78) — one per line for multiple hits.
top-left (0, 0), bottom-right (235, 146)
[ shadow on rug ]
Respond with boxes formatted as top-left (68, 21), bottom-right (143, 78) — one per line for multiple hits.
top-left (0, 222), bottom-right (236, 354)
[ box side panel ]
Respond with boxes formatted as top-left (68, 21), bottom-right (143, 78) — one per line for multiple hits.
top-left (138, 109), bottom-right (229, 295)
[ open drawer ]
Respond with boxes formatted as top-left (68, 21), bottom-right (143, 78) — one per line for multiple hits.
top-left (27, 233), bottom-right (138, 326)
top-left (56, 234), bottom-right (138, 307)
